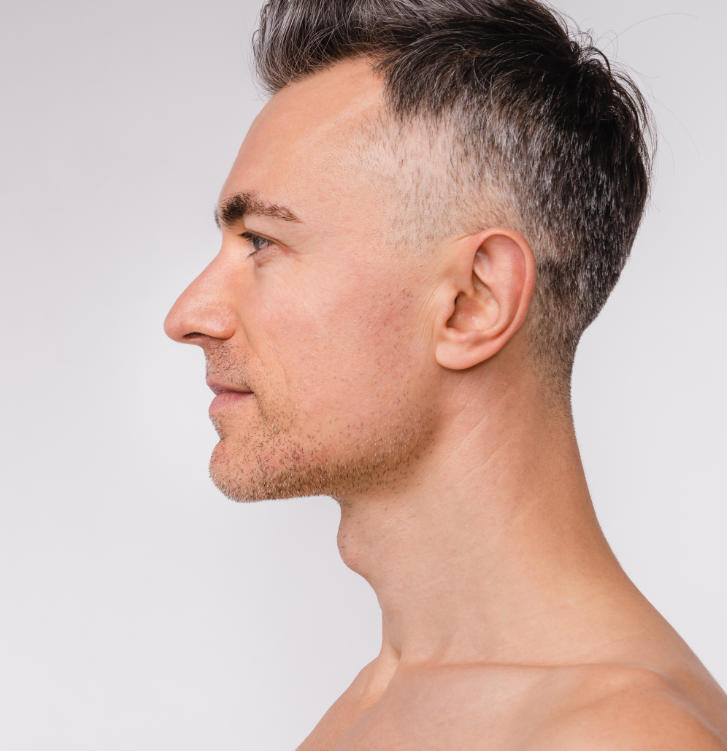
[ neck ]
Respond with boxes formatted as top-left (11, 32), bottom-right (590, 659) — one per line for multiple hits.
top-left (334, 373), bottom-right (658, 693)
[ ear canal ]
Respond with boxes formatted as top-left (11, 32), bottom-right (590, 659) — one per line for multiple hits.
top-left (446, 288), bottom-right (492, 332)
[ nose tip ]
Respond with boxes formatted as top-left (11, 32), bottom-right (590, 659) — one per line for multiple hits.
top-left (163, 260), bottom-right (238, 345)
top-left (163, 296), bottom-right (188, 343)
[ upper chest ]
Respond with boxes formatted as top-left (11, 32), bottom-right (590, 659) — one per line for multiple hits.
top-left (298, 666), bottom-right (560, 751)
top-left (297, 662), bottom-right (726, 751)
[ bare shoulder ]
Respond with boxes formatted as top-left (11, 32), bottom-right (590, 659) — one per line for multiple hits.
top-left (533, 664), bottom-right (727, 751)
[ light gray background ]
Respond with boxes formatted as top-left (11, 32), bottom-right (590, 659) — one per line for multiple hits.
top-left (1, 1), bottom-right (725, 748)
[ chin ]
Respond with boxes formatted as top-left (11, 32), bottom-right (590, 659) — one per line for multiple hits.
top-left (207, 437), bottom-right (328, 502)
top-left (208, 441), bottom-right (263, 502)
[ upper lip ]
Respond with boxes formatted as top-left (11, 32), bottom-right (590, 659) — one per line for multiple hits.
top-left (206, 379), bottom-right (252, 395)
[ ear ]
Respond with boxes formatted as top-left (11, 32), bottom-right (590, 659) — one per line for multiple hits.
top-left (433, 227), bottom-right (536, 371)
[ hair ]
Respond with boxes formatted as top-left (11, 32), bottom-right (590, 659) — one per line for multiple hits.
top-left (250, 0), bottom-right (656, 406)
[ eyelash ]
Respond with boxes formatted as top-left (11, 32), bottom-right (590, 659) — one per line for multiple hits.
top-left (239, 231), bottom-right (272, 256)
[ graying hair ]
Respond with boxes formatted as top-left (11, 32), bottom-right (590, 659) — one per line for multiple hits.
top-left (250, 0), bottom-right (656, 404)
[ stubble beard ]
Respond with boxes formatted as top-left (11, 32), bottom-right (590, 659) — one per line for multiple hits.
top-left (208, 387), bottom-right (440, 504)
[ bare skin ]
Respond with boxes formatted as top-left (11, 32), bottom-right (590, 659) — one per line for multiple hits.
top-left (164, 58), bottom-right (727, 750)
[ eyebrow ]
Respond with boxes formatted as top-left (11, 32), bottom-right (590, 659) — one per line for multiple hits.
top-left (213, 191), bottom-right (303, 229)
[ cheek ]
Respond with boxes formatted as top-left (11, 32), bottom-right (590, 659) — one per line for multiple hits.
top-left (253, 263), bottom-right (423, 416)
top-left (319, 272), bottom-right (423, 409)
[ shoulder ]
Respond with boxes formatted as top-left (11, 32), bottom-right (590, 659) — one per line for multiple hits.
top-left (534, 664), bottom-right (727, 751)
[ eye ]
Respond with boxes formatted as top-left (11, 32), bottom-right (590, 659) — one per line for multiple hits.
top-left (239, 231), bottom-right (272, 256)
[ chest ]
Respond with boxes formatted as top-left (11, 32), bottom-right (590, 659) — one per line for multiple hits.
top-left (296, 671), bottom-right (552, 751)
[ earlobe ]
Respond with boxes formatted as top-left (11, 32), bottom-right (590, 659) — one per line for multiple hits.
top-left (434, 228), bottom-right (535, 372)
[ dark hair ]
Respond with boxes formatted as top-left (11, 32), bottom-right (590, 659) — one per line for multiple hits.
top-left (251, 0), bottom-right (655, 404)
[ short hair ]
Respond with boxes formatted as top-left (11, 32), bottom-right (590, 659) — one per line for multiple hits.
top-left (250, 0), bottom-right (655, 405)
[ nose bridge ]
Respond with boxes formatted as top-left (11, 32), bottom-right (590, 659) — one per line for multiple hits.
top-left (163, 253), bottom-right (238, 343)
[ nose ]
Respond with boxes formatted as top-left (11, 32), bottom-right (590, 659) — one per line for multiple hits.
top-left (163, 254), bottom-right (238, 345)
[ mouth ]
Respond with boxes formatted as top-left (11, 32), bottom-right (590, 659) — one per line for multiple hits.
top-left (209, 389), bottom-right (254, 413)
top-left (206, 378), bottom-right (253, 395)
top-left (206, 379), bottom-right (254, 413)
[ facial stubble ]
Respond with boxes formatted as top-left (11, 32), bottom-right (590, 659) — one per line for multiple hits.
top-left (208, 380), bottom-right (440, 505)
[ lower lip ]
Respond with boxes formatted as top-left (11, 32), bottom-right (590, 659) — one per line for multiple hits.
top-left (210, 391), bottom-right (254, 412)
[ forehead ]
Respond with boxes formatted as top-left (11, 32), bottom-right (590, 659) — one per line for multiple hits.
top-left (220, 58), bottom-right (390, 230)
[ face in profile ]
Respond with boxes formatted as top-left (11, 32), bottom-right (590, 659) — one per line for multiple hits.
top-left (164, 59), bottom-right (443, 503)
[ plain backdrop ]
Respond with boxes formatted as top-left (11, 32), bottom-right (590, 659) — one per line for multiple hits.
top-left (1, 1), bottom-right (725, 748)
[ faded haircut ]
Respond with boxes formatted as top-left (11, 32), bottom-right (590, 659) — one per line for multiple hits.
top-left (250, 0), bottom-right (656, 405)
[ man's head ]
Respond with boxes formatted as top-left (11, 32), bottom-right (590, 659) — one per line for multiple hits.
top-left (164, 0), bottom-right (653, 503)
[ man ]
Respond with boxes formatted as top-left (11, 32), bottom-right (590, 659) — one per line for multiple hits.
top-left (164, 0), bottom-right (727, 748)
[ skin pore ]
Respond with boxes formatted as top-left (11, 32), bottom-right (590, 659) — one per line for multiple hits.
top-left (164, 57), bottom-right (727, 749)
